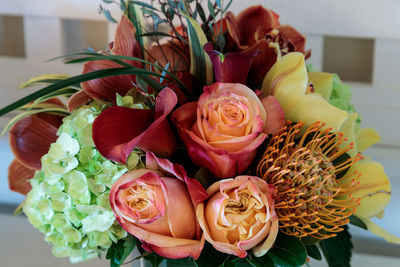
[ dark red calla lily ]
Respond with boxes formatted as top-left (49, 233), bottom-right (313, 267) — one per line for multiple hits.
top-left (204, 42), bottom-right (258, 84)
top-left (8, 99), bottom-right (65, 195)
top-left (92, 87), bottom-right (178, 164)
top-left (81, 15), bottom-right (142, 103)
top-left (219, 5), bottom-right (309, 85)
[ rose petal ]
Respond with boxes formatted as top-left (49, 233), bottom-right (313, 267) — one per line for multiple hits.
top-left (9, 114), bottom-right (62, 170)
top-left (67, 90), bottom-right (92, 112)
top-left (261, 96), bottom-right (285, 135)
top-left (144, 236), bottom-right (205, 260)
top-left (8, 159), bottom-right (34, 195)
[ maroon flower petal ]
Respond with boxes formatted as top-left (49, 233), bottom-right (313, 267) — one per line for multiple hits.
top-left (81, 16), bottom-right (142, 103)
top-left (204, 43), bottom-right (258, 84)
top-left (9, 114), bottom-right (62, 170)
top-left (81, 60), bottom-right (136, 103)
top-left (67, 90), bottom-right (92, 111)
top-left (236, 5), bottom-right (280, 47)
top-left (92, 88), bottom-right (178, 163)
top-left (8, 159), bottom-right (34, 195)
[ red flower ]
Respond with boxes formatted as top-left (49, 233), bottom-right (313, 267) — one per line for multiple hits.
top-left (219, 5), bottom-right (309, 85)
top-left (92, 88), bottom-right (178, 163)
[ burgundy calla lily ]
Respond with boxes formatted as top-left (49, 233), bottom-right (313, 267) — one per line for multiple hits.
top-left (81, 15), bottom-right (142, 103)
top-left (204, 42), bottom-right (258, 84)
top-left (92, 87), bottom-right (178, 164)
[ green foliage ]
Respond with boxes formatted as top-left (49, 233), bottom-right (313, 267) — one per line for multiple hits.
top-left (194, 167), bottom-right (216, 189)
top-left (144, 252), bottom-right (164, 267)
top-left (195, 242), bottom-right (229, 267)
top-left (349, 215), bottom-right (368, 230)
top-left (305, 244), bottom-right (322, 261)
top-left (320, 226), bottom-right (353, 267)
top-left (182, 12), bottom-right (214, 91)
top-left (106, 235), bottom-right (137, 267)
top-left (267, 231), bottom-right (307, 266)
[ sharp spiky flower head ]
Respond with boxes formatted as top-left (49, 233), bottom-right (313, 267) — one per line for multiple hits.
top-left (257, 121), bottom-right (362, 239)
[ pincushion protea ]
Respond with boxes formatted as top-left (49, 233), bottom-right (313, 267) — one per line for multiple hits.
top-left (257, 121), bottom-right (362, 239)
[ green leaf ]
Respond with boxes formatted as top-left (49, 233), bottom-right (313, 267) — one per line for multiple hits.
top-left (195, 242), bottom-right (228, 267)
top-left (141, 31), bottom-right (173, 37)
top-left (127, 2), bottom-right (146, 58)
top-left (166, 257), bottom-right (196, 266)
top-left (196, 3), bottom-right (207, 22)
top-left (144, 252), bottom-right (164, 267)
top-left (349, 215), bottom-right (368, 230)
top-left (106, 235), bottom-right (137, 267)
top-left (194, 167), bottom-right (216, 189)
top-left (246, 253), bottom-right (274, 267)
top-left (19, 73), bottom-right (76, 89)
top-left (208, 0), bottom-right (216, 18)
top-left (300, 235), bottom-right (320, 245)
top-left (102, 8), bottom-right (118, 23)
top-left (132, 0), bottom-right (158, 10)
top-left (305, 244), bottom-right (322, 261)
top-left (0, 67), bottom-right (169, 117)
top-left (267, 232), bottom-right (307, 267)
top-left (182, 12), bottom-right (213, 89)
top-left (320, 226), bottom-right (353, 267)
top-left (64, 54), bottom-right (190, 96)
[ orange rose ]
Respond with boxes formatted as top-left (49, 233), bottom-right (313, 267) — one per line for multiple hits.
top-left (109, 153), bottom-right (208, 259)
top-left (172, 82), bottom-right (284, 178)
top-left (196, 176), bottom-right (278, 258)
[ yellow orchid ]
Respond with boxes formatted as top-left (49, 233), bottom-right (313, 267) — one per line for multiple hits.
top-left (261, 52), bottom-right (400, 244)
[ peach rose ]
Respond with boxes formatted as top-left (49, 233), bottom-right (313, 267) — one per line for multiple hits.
top-left (196, 176), bottom-right (278, 258)
top-left (172, 82), bottom-right (284, 178)
top-left (109, 153), bottom-right (208, 259)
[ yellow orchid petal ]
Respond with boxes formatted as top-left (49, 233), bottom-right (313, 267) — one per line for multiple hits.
top-left (308, 72), bottom-right (333, 100)
top-left (356, 128), bottom-right (381, 151)
top-left (262, 52), bottom-right (308, 115)
top-left (359, 217), bottom-right (400, 244)
top-left (343, 160), bottom-right (391, 218)
top-left (287, 93), bottom-right (348, 131)
top-left (339, 113), bottom-right (359, 157)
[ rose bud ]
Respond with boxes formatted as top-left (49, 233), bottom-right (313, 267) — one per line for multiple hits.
top-left (196, 176), bottom-right (278, 258)
top-left (172, 82), bottom-right (284, 178)
top-left (109, 153), bottom-right (208, 259)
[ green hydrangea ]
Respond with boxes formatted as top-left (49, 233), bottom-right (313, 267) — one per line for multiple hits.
top-left (23, 102), bottom-right (139, 263)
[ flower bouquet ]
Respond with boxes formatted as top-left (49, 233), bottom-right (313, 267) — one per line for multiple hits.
top-left (2, 0), bottom-right (399, 266)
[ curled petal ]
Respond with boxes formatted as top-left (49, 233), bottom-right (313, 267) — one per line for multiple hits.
top-left (356, 128), bottom-right (381, 151)
top-left (111, 15), bottom-right (142, 60)
top-left (8, 159), bottom-right (34, 195)
top-left (236, 5), bottom-right (280, 47)
top-left (275, 25), bottom-right (306, 54)
top-left (204, 43), bottom-right (258, 84)
top-left (9, 114), bottom-right (62, 170)
top-left (93, 88), bottom-right (178, 163)
top-left (67, 90), bottom-right (92, 111)
top-left (308, 72), bottom-right (334, 100)
top-left (359, 217), bottom-right (400, 244)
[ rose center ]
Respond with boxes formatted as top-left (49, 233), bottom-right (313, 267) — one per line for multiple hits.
top-left (126, 185), bottom-right (150, 211)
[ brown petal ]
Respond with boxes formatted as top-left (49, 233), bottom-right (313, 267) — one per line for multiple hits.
top-left (237, 5), bottom-right (280, 47)
top-left (8, 159), bottom-right (34, 195)
top-left (9, 114), bottom-right (61, 170)
top-left (67, 90), bottom-right (92, 111)
top-left (276, 25), bottom-right (306, 53)
top-left (81, 59), bottom-right (136, 103)
top-left (112, 15), bottom-right (142, 61)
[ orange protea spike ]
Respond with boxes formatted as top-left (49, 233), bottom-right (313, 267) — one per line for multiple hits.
top-left (257, 121), bottom-right (361, 240)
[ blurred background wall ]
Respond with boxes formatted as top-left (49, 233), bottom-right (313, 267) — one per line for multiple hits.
top-left (0, 0), bottom-right (399, 266)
